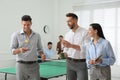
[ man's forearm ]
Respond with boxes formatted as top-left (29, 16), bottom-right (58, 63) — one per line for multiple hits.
top-left (70, 44), bottom-right (81, 51)
top-left (13, 48), bottom-right (21, 55)
top-left (39, 51), bottom-right (46, 61)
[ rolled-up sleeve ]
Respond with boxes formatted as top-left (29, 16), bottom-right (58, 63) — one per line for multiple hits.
top-left (10, 32), bottom-right (18, 54)
top-left (63, 34), bottom-right (68, 53)
top-left (37, 34), bottom-right (43, 53)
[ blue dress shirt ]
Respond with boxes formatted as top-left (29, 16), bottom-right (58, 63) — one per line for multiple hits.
top-left (86, 38), bottom-right (116, 68)
top-left (44, 48), bottom-right (55, 59)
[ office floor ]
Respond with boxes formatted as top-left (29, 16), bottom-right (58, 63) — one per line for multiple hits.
top-left (0, 65), bottom-right (120, 80)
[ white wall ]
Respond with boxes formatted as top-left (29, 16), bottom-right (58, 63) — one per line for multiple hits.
top-left (0, 0), bottom-right (54, 68)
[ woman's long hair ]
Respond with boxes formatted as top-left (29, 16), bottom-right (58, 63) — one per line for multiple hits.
top-left (90, 23), bottom-right (106, 39)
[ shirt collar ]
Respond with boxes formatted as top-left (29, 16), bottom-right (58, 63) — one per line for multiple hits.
top-left (20, 29), bottom-right (35, 35)
top-left (71, 26), bottom-right (80, 33)
top-left (75, 27), bottom-right (80, 32)
top-left (20, 29), bottom-right (24, 34)
top-left (90, 37), bottom-right (103, 45)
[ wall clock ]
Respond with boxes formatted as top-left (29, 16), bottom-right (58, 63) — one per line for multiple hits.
top-left (43, 25), bottom-right (49, 34)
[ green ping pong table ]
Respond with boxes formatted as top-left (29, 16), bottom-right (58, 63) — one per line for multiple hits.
top-left (0, 60), bottom-right (66, 80)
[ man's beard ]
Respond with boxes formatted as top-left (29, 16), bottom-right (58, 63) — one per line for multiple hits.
top-left (70, 23), bottom-right (75, 29)
top-left (70, 26), bottom-right (74, 29)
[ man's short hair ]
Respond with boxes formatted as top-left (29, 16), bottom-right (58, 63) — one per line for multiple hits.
top-left (59, 35), bottom-right (63, 38)
top-left (66, 13), bottom-right (78, 20)
top-left (21, 15), bottom-right (32, 22)
top-left (48, 42), bottom-right (52, 45)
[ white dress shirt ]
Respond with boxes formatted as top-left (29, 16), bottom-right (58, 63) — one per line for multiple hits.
top-left (63, 27), bottom-right (90, 59)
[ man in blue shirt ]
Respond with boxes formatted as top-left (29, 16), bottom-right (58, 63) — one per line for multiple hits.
top-left (44, 42), bottom-right (56, 59)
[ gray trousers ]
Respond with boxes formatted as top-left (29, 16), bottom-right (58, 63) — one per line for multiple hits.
top-left (67, 59), bottom-right (88, 80)
top-left (90, 65), bottom-right (111, 80)
top-left (16, 62), bottom-right (40, 80)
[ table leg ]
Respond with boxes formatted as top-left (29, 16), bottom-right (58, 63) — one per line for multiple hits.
top-left (41, 77), bottom-right (48, 80)
top-left (5, 73), bottom-right (7, 80)
top-left (66, 75), bottom-right (67, 80)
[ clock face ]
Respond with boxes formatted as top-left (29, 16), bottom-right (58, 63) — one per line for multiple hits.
top-left (43, 25), bottom-right (49, 34)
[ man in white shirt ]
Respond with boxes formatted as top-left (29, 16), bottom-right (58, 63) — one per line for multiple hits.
top-left (63, 13), bottom-right (90, 80)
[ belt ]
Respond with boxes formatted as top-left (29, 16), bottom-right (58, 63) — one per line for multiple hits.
top-left (17, 61), bottom-right (37, 64)
top-left (67, 57), bottom-right (86, 62)
top-left (91, 65), bottom-right (110, 68)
